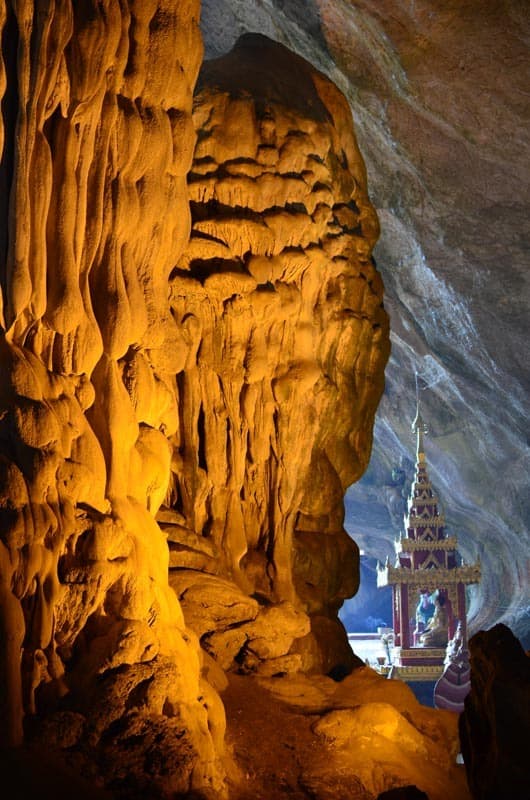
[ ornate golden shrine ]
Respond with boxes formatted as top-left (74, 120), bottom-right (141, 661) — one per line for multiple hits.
top-left (377, 397), bottom-right (480, 681)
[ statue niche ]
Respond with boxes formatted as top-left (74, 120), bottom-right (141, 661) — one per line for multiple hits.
top-left (419, 592), bottom-right (449, 648)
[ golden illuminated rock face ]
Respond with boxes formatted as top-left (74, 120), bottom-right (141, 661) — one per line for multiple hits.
top-left (222, 668), bottom-right (471, 800)
top-left (0, 1), bottom-right (226, 794)
top-left (0, 4), bottom-right (388, 795)
top-left (166, 33), bottom-right (389, 675)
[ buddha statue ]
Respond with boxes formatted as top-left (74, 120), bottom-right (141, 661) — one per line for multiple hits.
top-left (419, 593), bottom-right (449, 647)
top-left (415, 591), bottom-right (435, 632)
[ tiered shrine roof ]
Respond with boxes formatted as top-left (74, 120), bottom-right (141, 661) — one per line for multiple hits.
top-left (378, 402), bottom-right (480, 589)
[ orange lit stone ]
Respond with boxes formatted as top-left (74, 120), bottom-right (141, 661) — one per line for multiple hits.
top-left (0, 2), bottom-right (224, 795)
top-left (168, 34), bottom-right (390, 677)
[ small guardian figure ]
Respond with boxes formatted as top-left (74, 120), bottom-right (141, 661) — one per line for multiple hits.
top-left (434, 621), bottom-right (471, 712)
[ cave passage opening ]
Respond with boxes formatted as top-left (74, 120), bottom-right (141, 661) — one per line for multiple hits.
top-left (339, 554), bottom-right (392, 667)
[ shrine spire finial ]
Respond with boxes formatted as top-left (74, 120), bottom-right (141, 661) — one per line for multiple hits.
top-left (412, 371), bottom-right (428, 462)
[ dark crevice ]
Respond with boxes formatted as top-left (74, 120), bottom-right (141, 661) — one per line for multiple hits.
top-left (226, 417), bottom-right (232, 478)
top-left (197, 404), bottom-right (207, 470)
top-left (125, 677), bottom-right (154, 711)
top-left (172, 256), bottom-right (255, 286)
top-left (190, 199), bottom-right (310, 224)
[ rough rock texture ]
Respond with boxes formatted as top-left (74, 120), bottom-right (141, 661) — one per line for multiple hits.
top-left (165, 33), bottom-right (389, 675)
top-left (0, 2), bottom-right (393, 795)
top-left (0, 2), bottom-right (498, 798)
top-left (200, 0), bottom-right (530, 644)
top-left (0, 1), bottom-right (225, 795)
top-left (223, 668), bottom-right (470, 800)
top-left (459, 624), bottom-right (530, 800)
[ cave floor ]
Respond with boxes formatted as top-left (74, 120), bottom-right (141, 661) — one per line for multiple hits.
top-left (223, 673), bottom-right (365, 800)
top-left (221, 669), bottom-right (472, 800)
top-left (0, 669), bottom-right (470, 800)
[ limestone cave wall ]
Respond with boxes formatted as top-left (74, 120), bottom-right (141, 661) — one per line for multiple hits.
top-left (0, 1), bottom-right (388, 794)
top-left (199, 0), bottom-right (530, 644)
top-left (0, 1), bottom-right (224, 794)
top-left (165, 33), bottom-right (389, 676)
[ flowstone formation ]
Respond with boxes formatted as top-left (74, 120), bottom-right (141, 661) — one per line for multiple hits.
top-left (0, 1), bottom-right (224, 796)
top-left (0, 3), bottom-right (474, 798)
top-left (221, 668), bottom-right (470, 800)
top-left (0, 2), bottom-right (391, 795)
top-left (200, 0), bottom-right (530, 647)
top-left (165, 33), bottom-right (389, 676)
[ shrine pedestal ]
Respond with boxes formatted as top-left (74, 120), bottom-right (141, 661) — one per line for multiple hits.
top-left (377, 646), bottom-right (446, 682)
top-left (398, 646), bottom-right (446, 667)
top-left (385, 665), bottom-right (444, 682)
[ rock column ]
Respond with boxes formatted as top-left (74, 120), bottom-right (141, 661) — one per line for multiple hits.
top-left (0, 2), bottom-right (224, 795)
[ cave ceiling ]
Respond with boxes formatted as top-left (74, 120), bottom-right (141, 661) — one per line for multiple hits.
top-left (200, 0), bottom-right (530, 641)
